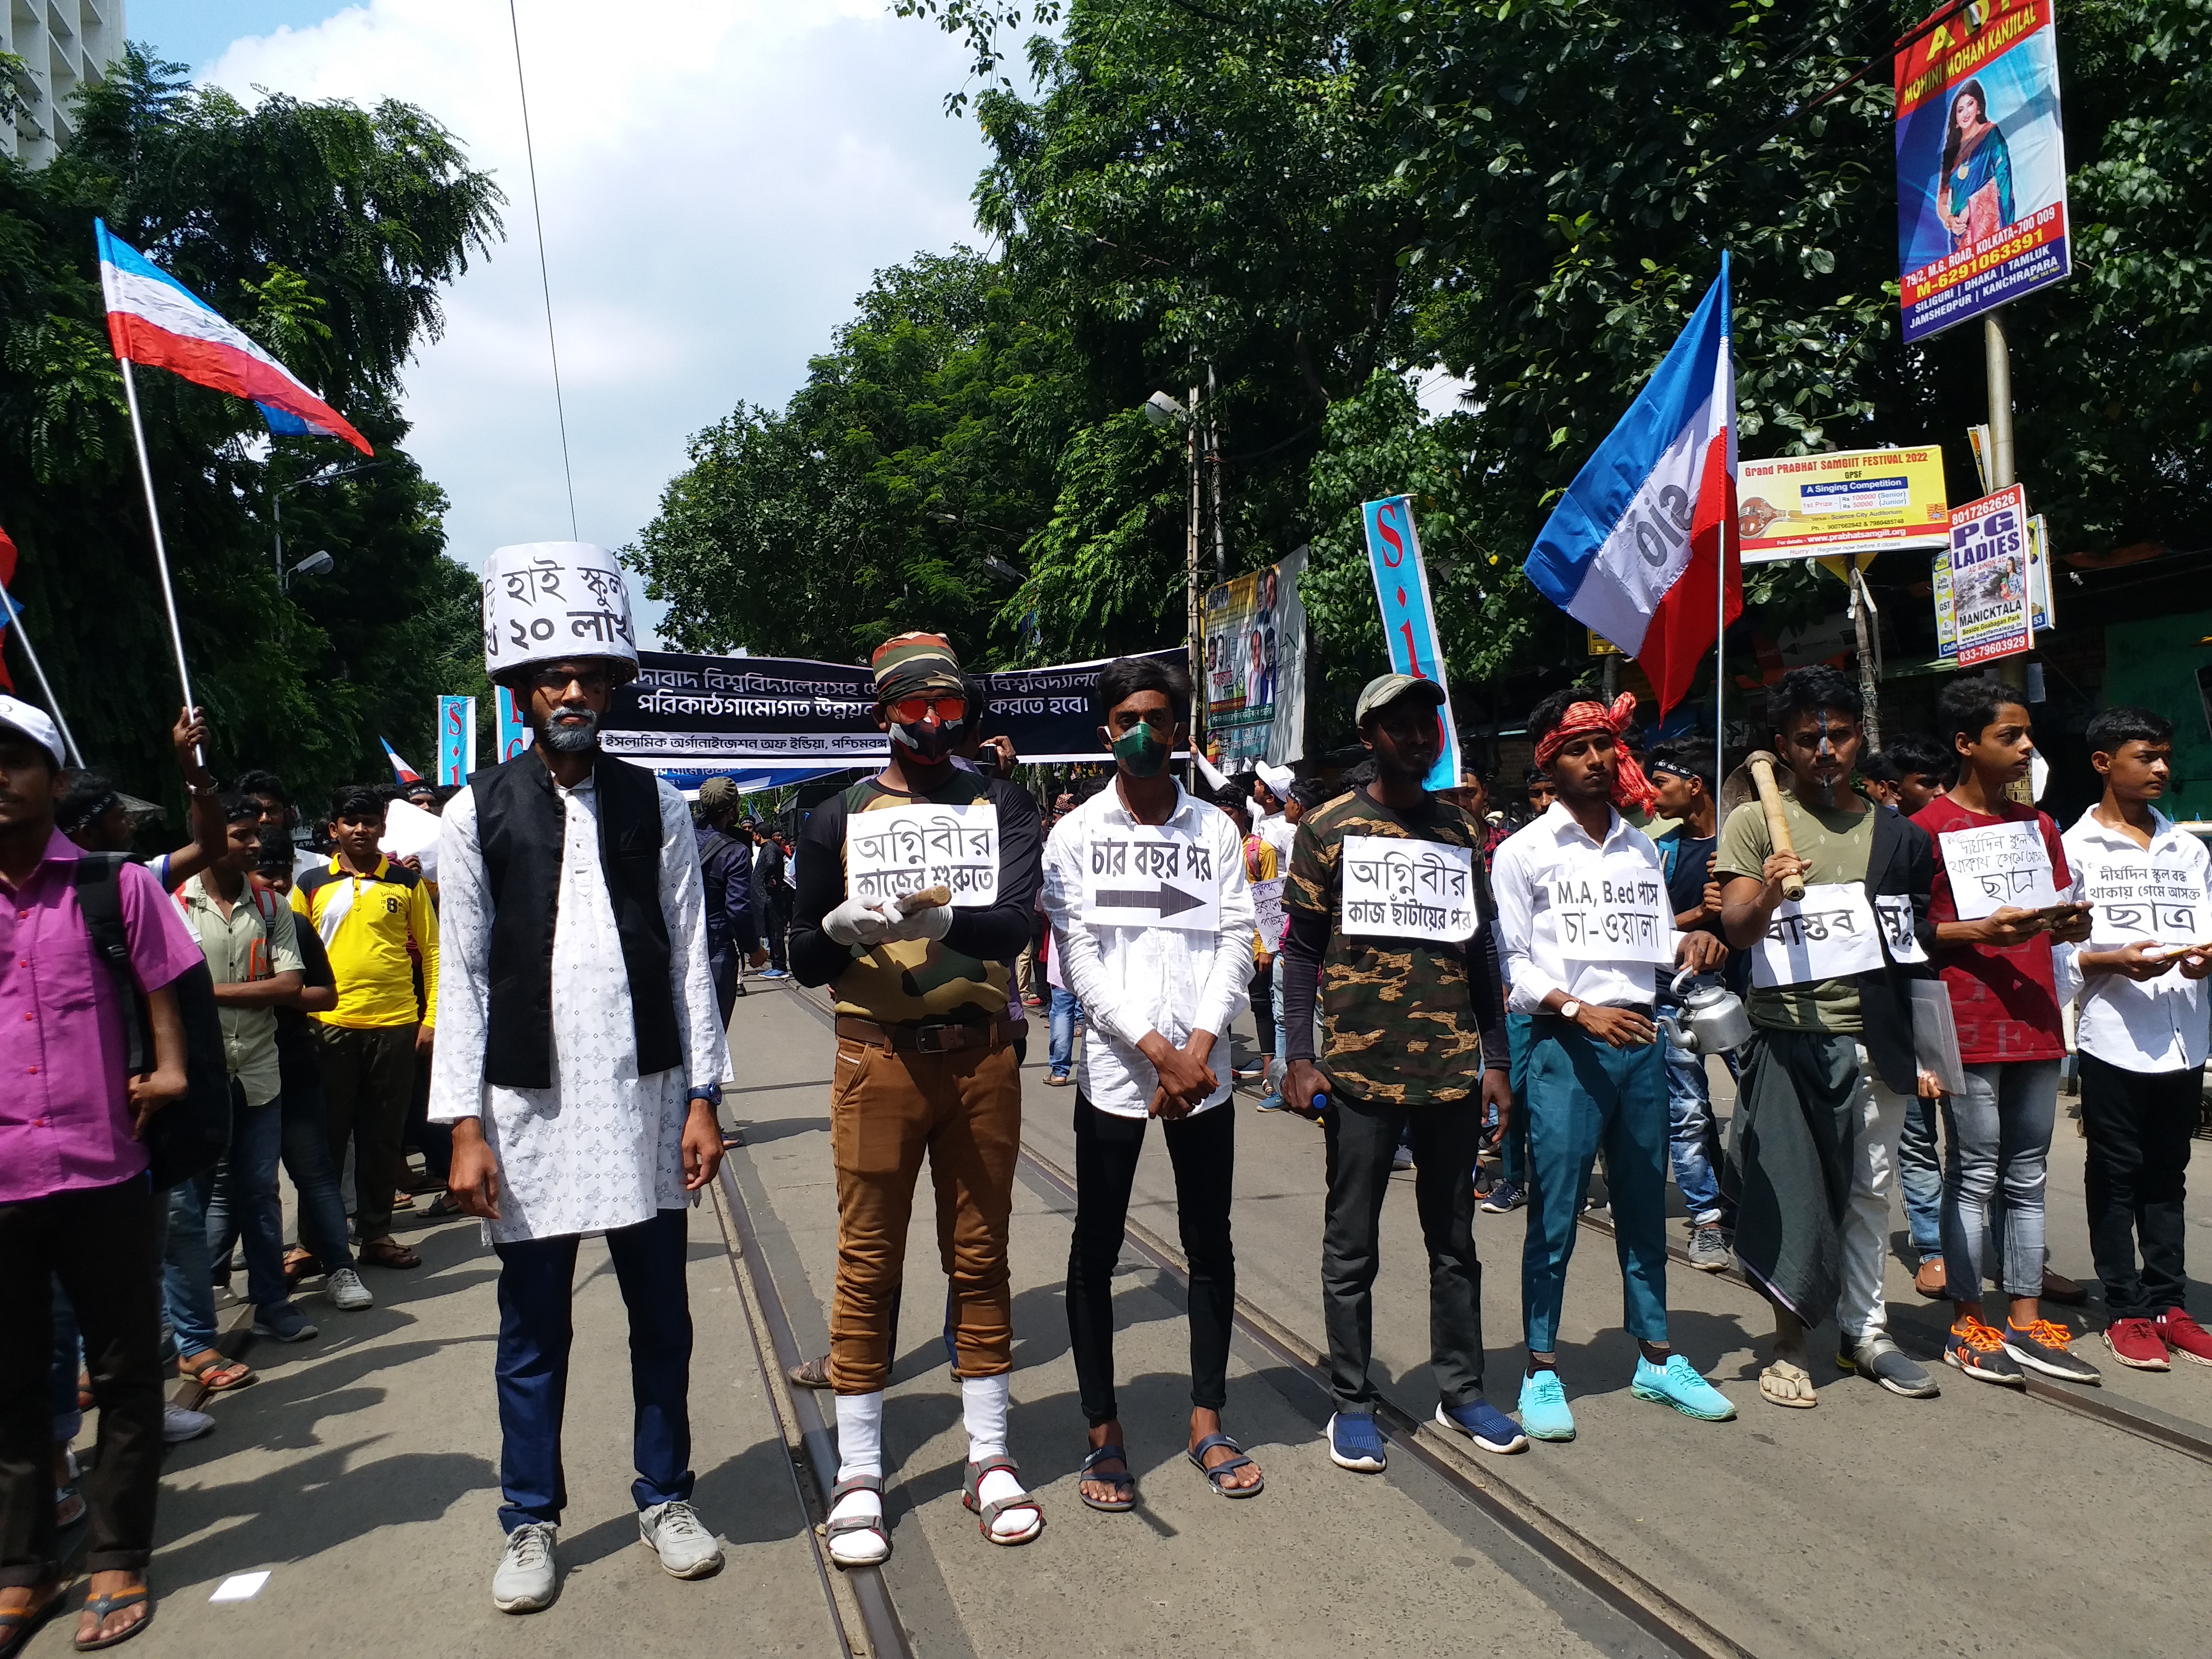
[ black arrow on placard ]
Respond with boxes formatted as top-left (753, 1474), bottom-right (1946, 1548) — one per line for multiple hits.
top-left (1095, 884), bottom-right (1205, 919)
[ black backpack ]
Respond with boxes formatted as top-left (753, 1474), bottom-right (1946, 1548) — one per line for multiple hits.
top-left (73, 853), bottom-right (232, 1191)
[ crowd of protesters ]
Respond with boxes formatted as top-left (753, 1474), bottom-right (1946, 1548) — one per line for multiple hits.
top-left (6, 630), bottom-right (2208, 1638)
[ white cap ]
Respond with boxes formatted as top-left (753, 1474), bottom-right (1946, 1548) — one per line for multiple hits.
top-left (1256, 761), bottom-right (1296, 796)
top-left (0, 694), bottom-right (65, 767)
top-left (481, 542), bottom-right (639, 684)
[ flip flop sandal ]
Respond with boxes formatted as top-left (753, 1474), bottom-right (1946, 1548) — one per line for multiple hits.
top-left (822, 1475), bottom-right (891, 1568)
top-left (76, 1371), bottom-right (93, 1413)
top-left (179, 1353), bottom-right (253, 1391)
top-left (0, 1586), bottom-right (69, 1659)
top-left (359, 1238), bottom-right (422, 1270)
top-left (73, 1587), bottom-right (152, 1652)
top-left (1187, 1433), bottom-right (1264, 1499)
top-left (784, 1354), bottom-right (832, 1390)
top-left (961, 1455), bottom-right (1043, 1546)
top-left (421, 1193), bottom-right (467, 1220)
top-left (1759, 1361), bottom-right (1818, 1409)
top-left (1077, 1443), bottom-right (1136, 1513)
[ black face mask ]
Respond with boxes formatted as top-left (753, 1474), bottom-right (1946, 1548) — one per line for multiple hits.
top-left (891, 715), bottom-right (963, 761)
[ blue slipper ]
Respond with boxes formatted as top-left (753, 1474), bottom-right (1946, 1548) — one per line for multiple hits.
top-left (1187, 1433), bottom-right (1263, 1498)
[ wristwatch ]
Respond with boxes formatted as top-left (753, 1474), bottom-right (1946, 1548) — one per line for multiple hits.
top-left (1559, 999), bottom-right (1582, 1022)
top-left (686, 1082), bottom-right (723, 1108)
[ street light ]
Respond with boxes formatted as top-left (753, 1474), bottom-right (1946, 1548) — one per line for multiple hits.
top-left (282, 549), bottom-right (336, 592)
top-left (1143, 389), bottom-right (1188, 426)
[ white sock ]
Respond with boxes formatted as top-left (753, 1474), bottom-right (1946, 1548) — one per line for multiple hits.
top-left (830, 1392), bottom-right (885, 1552)
top-left (962, 1375), bottom-right (1032, 1539)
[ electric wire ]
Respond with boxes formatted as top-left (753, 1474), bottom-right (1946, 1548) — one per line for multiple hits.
top-left (507, 0), bottom-right (579, 540)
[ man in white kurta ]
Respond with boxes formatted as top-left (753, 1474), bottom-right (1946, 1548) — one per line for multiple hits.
top-left (430, 541), bottom-right (733, 1615)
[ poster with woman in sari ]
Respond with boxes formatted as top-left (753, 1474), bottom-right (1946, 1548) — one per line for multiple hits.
top-left (1936, 79), bottom-right (2015, 251)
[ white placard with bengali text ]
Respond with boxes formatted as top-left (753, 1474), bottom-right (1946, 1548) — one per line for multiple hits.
top-left (1082, 825), bottom-right (1222, 932)
top-left (1874, 893), bottom-right (1928, 963)
top-left (1752, 883), bottom-right (1887, 987)
top-left (1250, 877), bottom-right (1286, 948)
top-left (1340, 836), bottom-right (1479, 944)
top-left (1549, 852), bottom-right (1674, 965)
top-left (2080, 854), bottom-right (2208, 946)
top-left (1940, 820), bottom-right (2056, 920)
top-left (845, 803), bottom-right (999, 907)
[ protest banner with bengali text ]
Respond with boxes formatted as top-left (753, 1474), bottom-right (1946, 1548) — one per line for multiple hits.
top-left (1202, 545), bottom-right (1307, 772)
top-left (1895, 0), bottom-right (2071, 343)
top-left (1737, 448), bottom-right (1950, 563)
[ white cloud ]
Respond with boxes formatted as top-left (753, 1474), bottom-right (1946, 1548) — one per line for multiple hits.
top-left (203, 0), bottom-right (994, 641)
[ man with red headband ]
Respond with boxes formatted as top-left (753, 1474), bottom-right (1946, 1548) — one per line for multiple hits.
top-left (1492, 686), bottom-right (1735, 1443)
top-left (788, 632), bottom-right (1047, 1566)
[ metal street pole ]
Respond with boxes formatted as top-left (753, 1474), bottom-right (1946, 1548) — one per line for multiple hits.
top-left (1985, 306), bottom-right (2034, 801)
top-left (1186, 381), bottom-right (1203, 788)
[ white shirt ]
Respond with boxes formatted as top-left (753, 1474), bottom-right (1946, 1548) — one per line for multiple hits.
top-left (1042, 780), bottom-right (1254, 1118)
top-left (1492, 801), bottom-right (1672, 1014)
top-left (2057, 806), bottom-right (2211, 1072)
top-left (429, 771), bottom-right (729, 1242)
top-left (1256, 808), bottom-right (1298, 871)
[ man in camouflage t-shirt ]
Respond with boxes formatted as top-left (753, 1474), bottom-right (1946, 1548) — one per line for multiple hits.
top-left (1280, 674), bottom-right (1519, 1469)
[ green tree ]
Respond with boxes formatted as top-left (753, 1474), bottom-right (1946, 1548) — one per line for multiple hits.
top-left (0, 48), bottom-right (503, 817)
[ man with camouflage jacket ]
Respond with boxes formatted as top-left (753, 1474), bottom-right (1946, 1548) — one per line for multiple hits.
top-left (1280, 673), bottom-right (1524, 1470)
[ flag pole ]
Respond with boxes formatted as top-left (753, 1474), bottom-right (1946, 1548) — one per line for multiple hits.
top-left (0, 578), bottom-right (84, 768)
top-left (1715, 530), bottom-right (1726, 793)
top-left (118, 358), bottom-right (200, 748)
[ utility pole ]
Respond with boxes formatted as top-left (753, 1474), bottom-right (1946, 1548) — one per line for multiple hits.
top-left (1985, 306), bottom-right (2034, 802)
top-left (1205, 365), bottom-right (1229, 582)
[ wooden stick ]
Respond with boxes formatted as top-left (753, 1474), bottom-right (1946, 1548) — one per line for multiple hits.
top-left (896, 885), bottom-right (953, 912)
top-left (1745, 750), bottom-right (1806, 902)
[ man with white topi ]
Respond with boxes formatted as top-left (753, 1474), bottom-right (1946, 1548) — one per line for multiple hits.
top-left (431, 542), bottom-right (733, 1614)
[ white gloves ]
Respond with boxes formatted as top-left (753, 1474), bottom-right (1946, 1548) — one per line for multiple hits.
top-left (883, 893), bottom-right (954, 942)
top-left (823, 895), bottom-right (896, 948)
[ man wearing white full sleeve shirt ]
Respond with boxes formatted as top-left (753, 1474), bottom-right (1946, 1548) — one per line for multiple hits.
top-left (430, 542), bottom-right (732, 1615)
top-left (1045, 656), bottom-right (1259, 1511)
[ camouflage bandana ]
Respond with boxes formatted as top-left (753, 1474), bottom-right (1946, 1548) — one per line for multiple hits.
top-left (870, 631), bottom-right (965, 707)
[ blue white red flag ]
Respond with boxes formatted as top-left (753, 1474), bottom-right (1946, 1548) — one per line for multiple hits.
top-left (380, 738), bottom-right (423, 787)
top-left (94, 219), bottom-right (373, 456)
top-left (1526, 255), bottom-right (1740, 714)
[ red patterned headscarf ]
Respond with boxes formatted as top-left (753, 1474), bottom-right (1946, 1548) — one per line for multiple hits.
top-left (1532, 692), bottom-right (1658, 815)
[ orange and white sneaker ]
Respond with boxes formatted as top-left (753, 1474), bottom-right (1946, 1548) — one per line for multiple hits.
top-left (2155, 1309), bottom-right (2212, 1367)
top-left (1944, 1316), bottom-right (2025, 1387)
top-left (2001, 1317), bottom-right (2102, 1385)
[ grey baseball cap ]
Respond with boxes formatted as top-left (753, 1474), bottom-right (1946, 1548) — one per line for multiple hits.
top-left (1354, 673), bottom-right (1447, 725)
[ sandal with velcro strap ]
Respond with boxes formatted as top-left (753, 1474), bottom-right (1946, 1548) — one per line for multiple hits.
top-left (822, 1475), bottom-right (890, 1568)
top-left (961, 1455), bottom-right (1044, 1546)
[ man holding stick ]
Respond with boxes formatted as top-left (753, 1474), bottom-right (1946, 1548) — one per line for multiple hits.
top-left (1491, 687), bottom-right (1734, 1442)
top-left (1920, 676), bottom-right (2098, 1386)
top-left (1715, 666), bottom-right (1942, 1407)
top-left (2056, 707), bottom-right (2212, 1370)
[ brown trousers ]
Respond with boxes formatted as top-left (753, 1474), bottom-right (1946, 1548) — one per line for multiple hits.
top-left (828, 1034), bottom-right (1022, 1395)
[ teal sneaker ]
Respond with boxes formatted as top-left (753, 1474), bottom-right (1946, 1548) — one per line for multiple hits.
top-left (1515, 1370), bottom-right (1575, 1441)
top-left (1630, 1354), bottom-right (1736, 1421)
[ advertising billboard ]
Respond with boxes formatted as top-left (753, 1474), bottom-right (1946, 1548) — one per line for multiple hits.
top-left (1201, 544), bottom-right (1308, 771)
top-left (1939, 484), bottom-right (2033, 667)
top-left (1895, 0), bottom-right (2071, 343)
top-left (1737, 447), bottom-right (1951, 562)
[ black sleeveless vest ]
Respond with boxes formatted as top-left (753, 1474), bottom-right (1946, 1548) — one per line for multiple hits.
top-left (474, 748), bottom-right (680, 1088)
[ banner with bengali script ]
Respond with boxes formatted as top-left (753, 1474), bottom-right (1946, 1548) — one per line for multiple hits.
top-left (599, 647), bottom-right (1182, 772)
top-left (1202, 544), bottom-right (1308, 771)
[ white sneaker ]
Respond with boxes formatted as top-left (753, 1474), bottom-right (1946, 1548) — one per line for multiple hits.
top-left (492, 1522), bottom-right (559, 1613)
top-left (162, 1402), bottom-right (216, 1444)
top-left (638, 1500), bottom-right (723, 1579)
top-left (325, 1267), bottom-right (374, 1311)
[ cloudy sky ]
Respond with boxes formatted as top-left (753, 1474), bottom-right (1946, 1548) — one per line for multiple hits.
top-left (134, 1), bottom-right (996, 640)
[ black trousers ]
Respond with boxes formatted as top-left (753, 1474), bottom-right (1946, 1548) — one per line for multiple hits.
top-left (2079, 1051), bottom-right (2200, 1319)
top-left (1065, 1094), bottom-right (1235, 1427)
top-left (1322, 1093), bottom-right (1486, 1414)
top-left (1, 1176), bottom-right (165, 1585)
top-left (1250, 959), bottom-right (1276, 1059)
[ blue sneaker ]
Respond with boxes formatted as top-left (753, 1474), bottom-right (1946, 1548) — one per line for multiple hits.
top-left (1479, 1181), bottom-right (1526, 1214)
top-left (252, 1304), bottom-right (318, 1343)
top-left (1326, 1412), bottom-right (1386, 1472)
top-left (1434, 1398), bottom-right (1527, 1455)
top-left (1630, 1354), bottom-right (1736, 1421)
top-left (1515, 1371), bottom-right (1575, 1441)
top-left (1255, 1093), bottom-right (1285, 1113)
top-left (757, 968), bottom-right (790, 980)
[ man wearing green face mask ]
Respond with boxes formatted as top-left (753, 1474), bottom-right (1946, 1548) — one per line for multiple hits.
top-left (1043, 656), bottom-right (1260, 1509)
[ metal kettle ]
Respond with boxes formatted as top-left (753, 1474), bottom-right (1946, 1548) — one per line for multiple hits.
top-left (1656, 966), bottom-right (1753, 1056)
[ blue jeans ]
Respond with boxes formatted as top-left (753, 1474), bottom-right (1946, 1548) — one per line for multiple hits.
top-left (1663, 1044), bottom-right (1725, 1223)
top-left (1898, 1091), bottom-right (1943, 1263)
top-left (51, 1280), bottom-right (83, 1442)
top-left (160, 1181), bottom-right (221, 1360)
top-left (1048, 987), bottom-right (1082, 1077)
top-left (278, 1078), bottom-right (354, 1270)
top-left (1941, 1060), bottom-right (2060, 1301)
top-left (1502, 1014), bottom-right (1533, 1186)
top-left (1520, 1019), bottom-right (1670, 1355)
top-left (202, 1085), bottom-right (299, 1319)
top-left (492, 1207), bottom-right (695, 1532)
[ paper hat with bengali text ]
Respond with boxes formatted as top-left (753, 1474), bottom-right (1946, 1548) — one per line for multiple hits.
top-left (481, 542), bottom-right (639, 685)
